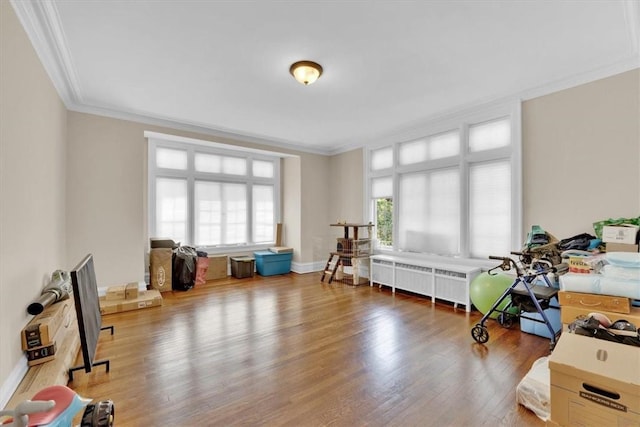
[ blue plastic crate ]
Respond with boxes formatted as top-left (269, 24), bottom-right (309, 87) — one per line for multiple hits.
top-left (254, 251), bottom-right (292, 276)
top-left (520, 297), bottom-right (561, 339)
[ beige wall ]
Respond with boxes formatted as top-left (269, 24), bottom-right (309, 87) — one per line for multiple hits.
top-left (329, 149), bottom-right (364, 224)
top-left (300, 153), bottom-right (332, 264)
top-left (0, 2), bottom-right (68, 398)
top-left (522, 69), bottom-right (640, 237)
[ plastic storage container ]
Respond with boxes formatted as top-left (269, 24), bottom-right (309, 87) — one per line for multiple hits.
top-left (230, 256), bottom-right (255, 279)
top-left (254, 251), bottom-right (292, 276)
top-left (520, 296), bottom-right (561, 339)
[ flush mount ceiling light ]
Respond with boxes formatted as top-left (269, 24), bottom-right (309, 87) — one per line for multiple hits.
top-left (289, 60), bottom-right (323, 85)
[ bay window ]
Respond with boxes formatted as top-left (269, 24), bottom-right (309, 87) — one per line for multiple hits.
top-left (147, 132), bottom-right (281, 250)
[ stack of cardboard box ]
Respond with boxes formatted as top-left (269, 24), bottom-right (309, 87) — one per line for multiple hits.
top-left (98, 283), bottom-right (162, 315)
top-left (602, 224), bottom-right (639, 252)
top-left (21, 298), bottom-right (77, 366)
top-left (548, 236), bottom-right (640, 425)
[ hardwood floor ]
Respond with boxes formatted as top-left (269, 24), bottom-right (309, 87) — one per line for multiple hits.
top-left (69, 273), bottom-right (550, 426)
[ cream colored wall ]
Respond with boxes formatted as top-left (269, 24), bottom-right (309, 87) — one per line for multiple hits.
top-left (300, 153), bottom-right (332, 264)
top-left (282, 157), bottom-right (301, 261)
top-left (0, 2), bottom-right (68, 398)
top-left (66, 114), bottom-right (148, 286)
top-left (329, 149), bottom-right (364, 224)
top-left (522, 69), bottom-right (640, 238)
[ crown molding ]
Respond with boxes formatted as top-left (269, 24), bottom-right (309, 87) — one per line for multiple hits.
top-left (67, 102), bottom-right (334, 156)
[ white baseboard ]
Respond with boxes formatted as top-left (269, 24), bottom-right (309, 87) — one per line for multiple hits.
top-left (0, 357), bottom-right (28, 410)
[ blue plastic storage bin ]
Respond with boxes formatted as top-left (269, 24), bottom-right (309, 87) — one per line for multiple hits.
top-left (520, 296), bottom-right (561, 339)
top-left (254, 251), bottom-right (292, 276)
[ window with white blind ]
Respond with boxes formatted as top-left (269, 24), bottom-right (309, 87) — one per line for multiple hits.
top-left (366, 102), bottom-right (521, 259)
top-left (147, 133), bottom-right (281, 250)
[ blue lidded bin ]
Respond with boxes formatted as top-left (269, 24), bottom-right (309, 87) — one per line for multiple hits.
top-left (254, 250), bottom-right (292, 276)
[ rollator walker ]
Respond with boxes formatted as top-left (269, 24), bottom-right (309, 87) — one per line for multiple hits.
top-left (471, 252), bottom-right (568, 351)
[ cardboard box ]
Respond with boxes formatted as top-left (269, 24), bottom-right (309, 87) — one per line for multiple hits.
top-left (230, 256), bottom-right (254, 279)
top-left (607, 242), bottom-right (639, 253)
top-left (24, 301), bottom-right (77, 366)
top-left (549, 333), bottom-right (640, 426)
top-left (99, 289), bottom-right (163, 315)
top-left (125, 282), bottom-right (139, 299)
top-left (26, 342), bottom-right (57, 366)
top-left (558, 291), bottom-right (631, 314)
top-left (254, 250), bottom-right (292, 276)
top-left (561, 304), bottom-right (640, 327)
top-left (105, 285), bottom-right (126, 301)
top-left (602, 225), bottom-right (639, 245)
top-left (21, 298), bottom-right (73, 350)
top-left (150, 248), bottom-right (173, 292)
top-left (206, 255), bottom-right (227, 281)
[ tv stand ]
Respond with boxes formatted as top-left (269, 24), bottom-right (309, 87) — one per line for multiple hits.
top-left (68, 325), bottom-right (114, 381)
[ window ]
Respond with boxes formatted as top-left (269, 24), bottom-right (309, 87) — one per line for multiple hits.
top-left (371, 176), bottom-right (393, 247)
top-left (147, 133), bottom-right (281, 250)
top-left (366, 102), bottom-right (521, 259)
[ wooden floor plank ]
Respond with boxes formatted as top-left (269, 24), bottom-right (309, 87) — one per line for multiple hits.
top-left (67, 273), bottom-right (548, 426)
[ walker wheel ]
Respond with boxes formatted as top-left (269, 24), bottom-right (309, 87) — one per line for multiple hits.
top-left (498, 313), bottom-right (515, 329)
top-left (471, 324), bottom-right (489, 344)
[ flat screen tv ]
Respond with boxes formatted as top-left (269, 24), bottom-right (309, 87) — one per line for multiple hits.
top-left (70, 253), bottom-right (102, 373)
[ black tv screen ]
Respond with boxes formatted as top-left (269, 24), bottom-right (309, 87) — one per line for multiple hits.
top-left (70, 253), bottom-right (102, 373)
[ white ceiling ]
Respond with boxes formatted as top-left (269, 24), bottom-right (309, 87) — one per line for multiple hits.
top-left (13, 0), bottom-right (640, 154)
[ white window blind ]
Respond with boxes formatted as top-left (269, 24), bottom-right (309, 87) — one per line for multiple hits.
top-left (398, 169), bottom-right (460, 255)
top-left (253, 185), bottom-right (275, 243)
top-left (157, 148), bottom-right (187, 170)
top-left (253, 160), bottom-right (274, 178)
top-left (156, 178), bottom-right (187, 244)
top-left (469, 118), bottom-right (511, 152)
top-left (371, 147), bottom-right (393, 170)
top-left (371, 176), bottom-right (392, 198)
top-left (469, 160), bottom-right (511, 258)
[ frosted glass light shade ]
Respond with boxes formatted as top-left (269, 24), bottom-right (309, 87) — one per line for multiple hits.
top-left (290, 61), bottom-right (323, 85)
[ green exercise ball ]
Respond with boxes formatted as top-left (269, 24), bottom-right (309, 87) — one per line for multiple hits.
top-left (470, 272), bottom-right (514, 319)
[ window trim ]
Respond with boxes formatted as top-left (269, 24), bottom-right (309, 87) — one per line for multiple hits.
top-left (146, 132), bottom-right (283, 253)
top-left (365, 100), bottom-right (522, 259)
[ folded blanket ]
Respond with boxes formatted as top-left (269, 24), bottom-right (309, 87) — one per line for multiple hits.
top-left (602, 264), bottom-right (640, 281)
top-left (560, 273), bottom-right (640, 299)
top-left (606, 252), bottom-right (640, 268)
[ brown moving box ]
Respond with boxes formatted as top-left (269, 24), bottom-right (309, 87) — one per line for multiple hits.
top-left (21, 298), bottom-right (73, 350)
top-left (548, 333), bottom-right (639, 426)
top-left (558, 290), bottom-right (631, 314)
top-left (105, 284), bottom-right (126, 301)
top-left (125, 282), bottom-right (139, 299)
top-left (606, 242), bottom-right (639, 252)
top-left (150, 248), bottom-right (173, 292)
top-left (99, 289), bottom-right (163, 315)
top-left (206, 255), bottom-right (228, 280)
